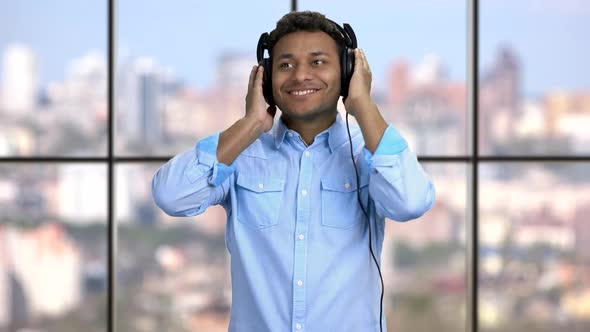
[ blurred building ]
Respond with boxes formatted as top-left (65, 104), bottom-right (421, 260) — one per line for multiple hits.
top-left (573, 203), bottom-right (590, 262)
top-left (412, 54), bottom-right (447, 87)
top-left (517, 205), bottom-right (574, 251)
top-left (479, 46), bottom-right (522, 154)
top-left (482, 46), bottom-right (521, 113)
top-left (385, 55), bottom-right (466, 155)
top-left (57, 165), bottom-right (106, 223)
top-left (0, 226), bottom-right (9, 328)
top-left (544, 90), bottom-right (590, 152)
top-left (387, 60), bottom-right (410, 107)
top-left (0, 123), bottom-right (35, 156)
top-left (118, 57), bottom-right (166, 147)
top-left (1, 224), bottom-right (82, 326)
top-left (215, 52), bottom-right (251, 90)
top-left (163, 90), bottom-right (215, 141)
top-left (209, 52), bottom-right (252, 127)
top-left (0, 45), bottom-right (38, 114)
top-left (56, 52), bottom-right (108, 134)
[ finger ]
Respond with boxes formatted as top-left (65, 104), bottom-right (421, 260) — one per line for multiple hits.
top-left (253, 65), bottom-right (264, 90)
top-left (248, 65), bottom-right (258, 90)
top-left (359, 49), bottom-right (372, 75)
top-left (354, 49), bottom-right (363, 73)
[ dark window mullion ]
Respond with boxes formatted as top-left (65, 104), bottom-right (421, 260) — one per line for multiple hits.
top-left (107, 0), bottom-right (115, 331)
top-left (469, 1), bottom-right (479, 332)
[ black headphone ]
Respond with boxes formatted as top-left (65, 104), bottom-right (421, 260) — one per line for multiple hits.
top-left (256, 19), bottom-right (358, 106)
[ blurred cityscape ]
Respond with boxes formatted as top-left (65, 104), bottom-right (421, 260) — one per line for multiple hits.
top-left (0, 39), bottom-right (589, 332)
top-left (1, 42), bottom-right (589, 157)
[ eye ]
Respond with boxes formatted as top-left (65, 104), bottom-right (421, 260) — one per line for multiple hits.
top-left (279, 62), bottom-right (294, 69)
top-left (312, 59), bottom-right (325, 65)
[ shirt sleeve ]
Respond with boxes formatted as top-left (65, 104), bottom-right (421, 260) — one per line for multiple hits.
top-left (151, 132), bottom-right (235, 217)
top-left (364, 124), bottom-right (436, 222)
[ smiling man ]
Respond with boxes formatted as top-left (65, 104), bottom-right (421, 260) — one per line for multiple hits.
top-left (152, 11), bottom-right (435, 332)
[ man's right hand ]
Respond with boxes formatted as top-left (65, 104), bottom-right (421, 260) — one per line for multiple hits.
top-left (245, 65), bottom-right (276, 133)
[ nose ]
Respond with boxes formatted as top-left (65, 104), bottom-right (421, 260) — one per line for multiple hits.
top-left (292, 63), bottom-right (312, 83)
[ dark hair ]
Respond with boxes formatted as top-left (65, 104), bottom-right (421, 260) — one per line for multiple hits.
top-left (268, 11), bottom-right (344, 59)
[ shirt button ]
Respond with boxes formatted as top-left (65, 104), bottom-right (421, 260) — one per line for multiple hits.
top-left (301, 189), bottom-right (308, 196)
top-left (344, 183), bottom-right (350, 189)
top-left (288, 132), bottom-right (293, 137)
top-left (295, 323), bottom-right (302, 330)
top-left (258, 183), bottom-right (264, 189)
top-left (297, 280), bottom-right (303, 286)
top-left (298, 234), bottom-right (305, 240)
top-left (304, 151), bottom-right (310, 157)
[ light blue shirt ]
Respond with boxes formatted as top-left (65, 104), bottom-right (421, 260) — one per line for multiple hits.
top-left (152, 113), bottom-right (435, 332)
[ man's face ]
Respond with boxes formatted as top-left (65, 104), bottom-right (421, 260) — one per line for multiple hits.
top-left (271, 31), bottom-right (341, 121)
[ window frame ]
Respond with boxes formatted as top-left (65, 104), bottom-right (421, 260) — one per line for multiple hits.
top-left (1, 1), bottom-right (589, 331)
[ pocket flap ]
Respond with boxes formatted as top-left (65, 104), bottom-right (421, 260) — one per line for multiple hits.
top-left (236, 173), bottom-right (285, 193)
top-left (321, 175), bottom-right (369, 192)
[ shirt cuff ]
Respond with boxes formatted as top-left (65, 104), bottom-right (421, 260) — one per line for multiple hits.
top-left (194, 132), bottom-right (236, 186)
top-left (364, 124), bottom-right (408, 166)
top-left (374, 124), bottom-right (408, 155)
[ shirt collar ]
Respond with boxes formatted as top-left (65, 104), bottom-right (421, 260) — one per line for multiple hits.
top-left (273, 112), bottom-right (350, 153)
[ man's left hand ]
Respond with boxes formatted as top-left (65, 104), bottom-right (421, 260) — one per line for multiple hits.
top-left (343, 48), bottom-right (372, 116)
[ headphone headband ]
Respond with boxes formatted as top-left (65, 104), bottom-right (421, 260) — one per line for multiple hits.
top-left (257, 32), bottom-right (269, 64)
top-left (325, 19), bottom-right (357, 49)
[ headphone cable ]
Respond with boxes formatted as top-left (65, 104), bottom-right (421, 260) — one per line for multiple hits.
top-left (345, 112), bottom-right (384, 332)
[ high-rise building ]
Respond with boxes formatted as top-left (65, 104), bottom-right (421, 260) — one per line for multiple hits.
top-left (387, 60), bottom-right (410, 107)
top-left (483, 46), bottom-right (521, 113)
top-left (118, 57), bottom-right (164, 146)
top-left (64, 52), bottom-right (106, 105)
top-left (0, 45), bottom-right (38, 114)
top-left (479, 46), bottom-right (522, 154)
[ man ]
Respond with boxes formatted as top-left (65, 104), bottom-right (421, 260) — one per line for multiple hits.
top-left (152, 11), bottom-right (435, 332)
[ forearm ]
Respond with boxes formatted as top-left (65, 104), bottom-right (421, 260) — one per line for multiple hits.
top-left (347, 97), bottom-right (388, 154)
top-left (217, 117), bottom-right (265, 165)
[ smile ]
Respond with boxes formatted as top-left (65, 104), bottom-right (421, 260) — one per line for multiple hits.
top-left (289, 89), bottom-right (319, 96)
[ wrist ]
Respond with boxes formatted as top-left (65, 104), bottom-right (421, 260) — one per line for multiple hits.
top-left (242, 116), bottom-right (266, 138)
top-left (344, 95), bottom-right (372, 115)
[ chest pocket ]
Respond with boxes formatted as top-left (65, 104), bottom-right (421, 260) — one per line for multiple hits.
top-left (320, 175), bottom-right (369, 229)
top-left (236, 173), bottom-right (285, 230)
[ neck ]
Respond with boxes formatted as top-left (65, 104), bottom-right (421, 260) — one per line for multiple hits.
top-left (282, 111), bottom-right (338, 146)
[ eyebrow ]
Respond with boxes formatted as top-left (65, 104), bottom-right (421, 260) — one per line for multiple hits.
top-left (276, 51), bottom-right (330, 60)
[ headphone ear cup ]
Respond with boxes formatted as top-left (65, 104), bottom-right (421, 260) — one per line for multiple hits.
top-left (262, 58), bottom-right (274, 105)
top-left (340, 47), bottom-right (355, 100)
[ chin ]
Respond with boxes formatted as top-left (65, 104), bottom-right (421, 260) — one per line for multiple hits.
top-left (281, 106), bottom-right (335, 122)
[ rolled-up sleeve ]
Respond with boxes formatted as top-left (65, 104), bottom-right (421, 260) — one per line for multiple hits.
top-left (365, 124), bottom-right (435, 222)
top-left (151, 132), bottom-right (235, 217)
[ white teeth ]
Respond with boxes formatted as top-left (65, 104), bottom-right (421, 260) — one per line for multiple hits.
top-left (290, 89), bottom-right (317, 96)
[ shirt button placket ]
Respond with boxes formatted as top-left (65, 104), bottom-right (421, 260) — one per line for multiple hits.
top-left (292, 149), bottom-right (311, 331)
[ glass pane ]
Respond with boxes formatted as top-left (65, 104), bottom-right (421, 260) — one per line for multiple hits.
top-left (298, 0), bottom-right (468, 156)
top-left (480, 1), bottom-right (590, 155)
top-left (479, 163), bottom-right (590, 331)
top-left (0, 164), bottom-right (107, 332)
top-left (116, 164), bottom-right (230, 332)
top-left (384, 163), bottom-right (467, 332)
top-left (0, 1), bottom-right (107, 156)
top-left (115, 1), bottom-right (291, 156)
